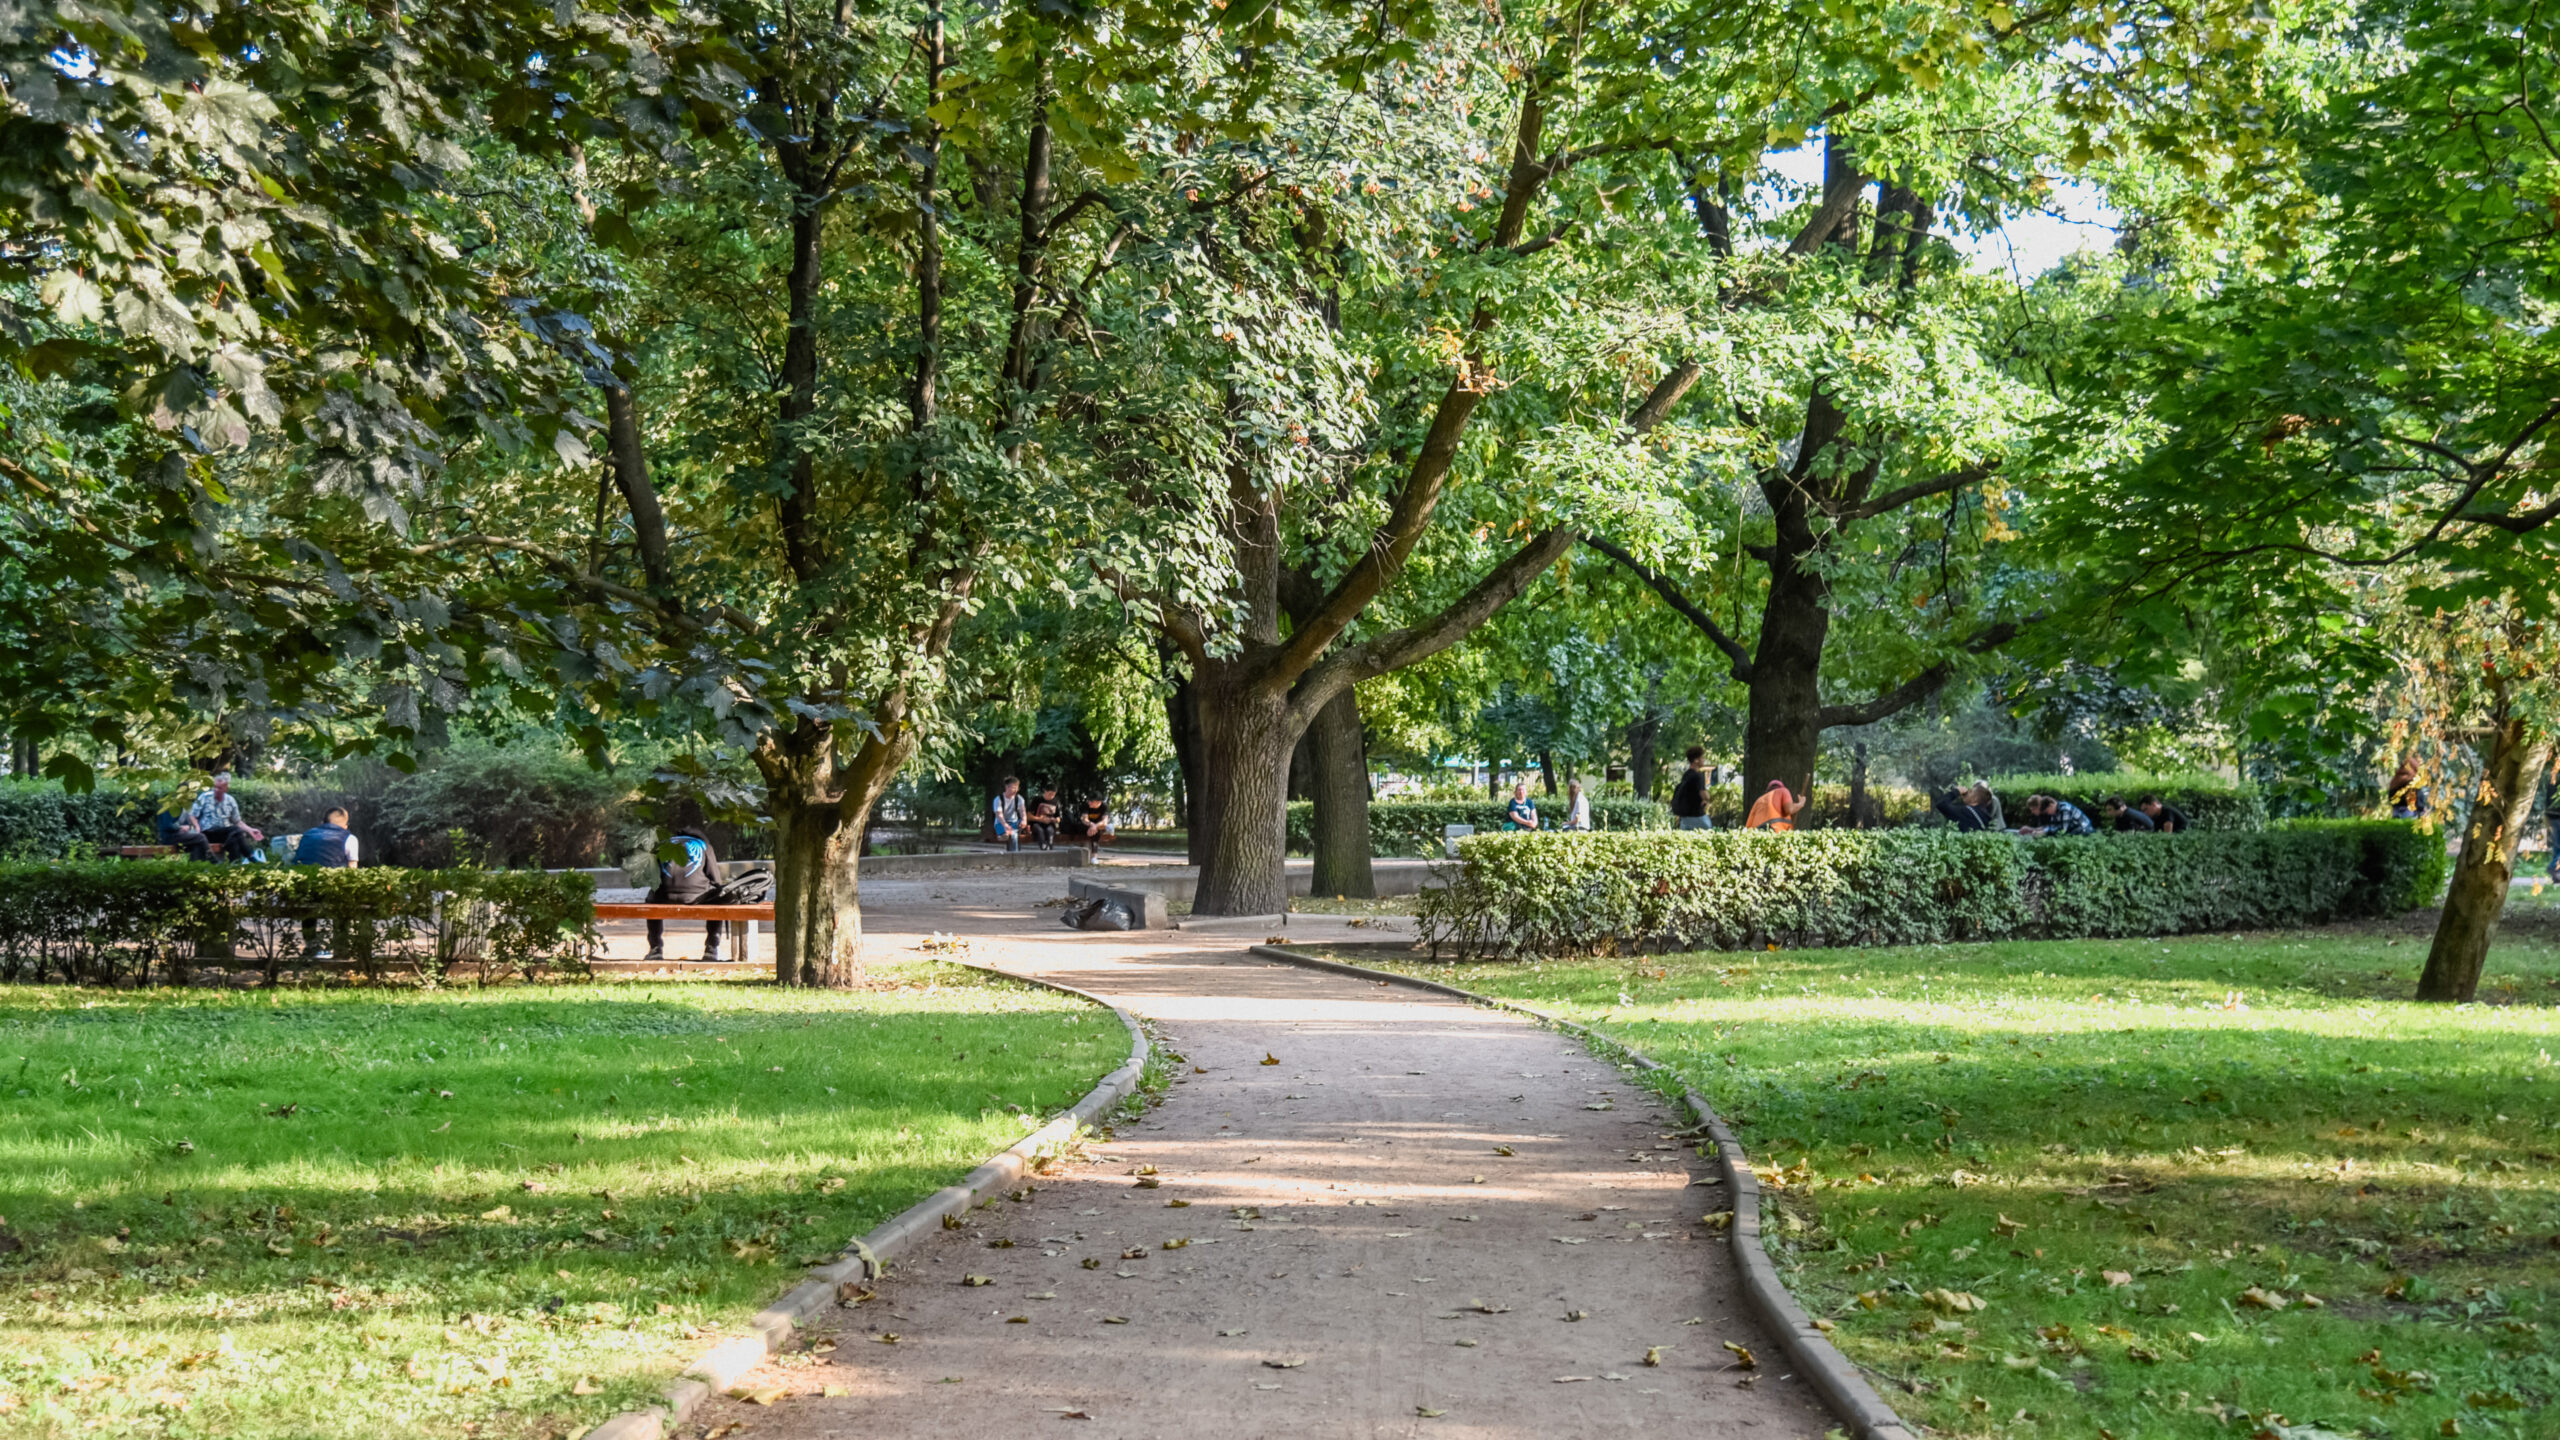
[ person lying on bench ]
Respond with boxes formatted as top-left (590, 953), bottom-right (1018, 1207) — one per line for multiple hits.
top-left (646, 828), bottom-right (727, 962)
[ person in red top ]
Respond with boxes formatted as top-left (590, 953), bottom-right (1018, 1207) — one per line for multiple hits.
top-left (1744, 780), bottom-right (1804, 832)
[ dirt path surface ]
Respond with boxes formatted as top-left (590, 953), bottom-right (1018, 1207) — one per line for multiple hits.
top-left (685, 881), bottom-right (1831, 1440)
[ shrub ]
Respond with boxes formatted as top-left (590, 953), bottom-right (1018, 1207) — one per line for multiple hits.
top-left (0, 863), bottom-right (596, 985)
top-left (0, 780), bottom-right (157, 858)
top-left (377, 744), bottom-right (633, 868)
top-left (1417, 820), bottom-right (2440, 958)
top-left (1285, 797), bottom-right (1669, 856)
top-left (1977, 770), bottom-right (2266, 832)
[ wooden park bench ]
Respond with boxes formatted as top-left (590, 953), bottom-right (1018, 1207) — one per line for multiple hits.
top-left (591, 901), bottom-right (776, 967)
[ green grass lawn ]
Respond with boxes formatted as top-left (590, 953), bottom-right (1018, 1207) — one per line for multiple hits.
top-left (1358, 913), bottom-right (2560, 1440)
top-left (0, 963), bottom-right (1127, 1439)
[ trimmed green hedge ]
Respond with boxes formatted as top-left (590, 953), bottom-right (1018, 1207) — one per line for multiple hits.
top-left (1977, 771), bottom-right (2265, 832)
top-left (0, 863), bottom-right (597, 985)
top-left (1286, 797), bottom-right (1669, 856)
top-left (1417, 820), bottom-right (2443, 958)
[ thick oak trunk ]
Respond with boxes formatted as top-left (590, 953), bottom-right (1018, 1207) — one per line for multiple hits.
top-left (1165, 669), bottom-right (1203, 858)
top-left (1627, 708), bottom-right (1660, 800)
top-left (1190, 675), bottom-right (1297, 916)
top-left (1307, 685), bottom-right (1375, 899)
top-left (2418, 716), bottom-right (2549, 1003)
top-left (770, 789), bottom-right (862, 987)
top-left (1743, 560), bottom-right (1829, 806)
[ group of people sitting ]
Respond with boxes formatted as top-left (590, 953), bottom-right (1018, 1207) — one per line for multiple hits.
top-left (1932, 785), bottom-right (2190, 836)
top-left (990, 778), bottom-right (1116, 856)
top-left (152, 771), bottom-right (370, 866)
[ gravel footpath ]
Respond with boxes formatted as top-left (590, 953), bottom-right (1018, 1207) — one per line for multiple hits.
top-left (676, 882), bottom-right (1829, 1440)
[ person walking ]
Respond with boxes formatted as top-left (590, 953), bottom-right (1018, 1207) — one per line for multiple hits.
top-left (1563, 779), bottom-right (1592, 831)
top-left (990, 777), bottom-right (1026, 853)
top-left (290, 806), bottom-right (359, 957)
top-left (645, 828), bottom-right (724, 963)
top-left (1669, 747), bottom-right (1713, 831)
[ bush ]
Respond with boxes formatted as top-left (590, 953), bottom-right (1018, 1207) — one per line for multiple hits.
top-left (1417, 820), bottom-right (2440, 958)
top-left (0, 780), bottom-right (157, 858)
top-left (376, 744), bottom-right (633, 868)
top-left (0, 863), bottom-right (597, 985)
top-left (1285, 797), bottom-right (1670, 856)
top-left (1977, 770), bottom-right (2265, 831)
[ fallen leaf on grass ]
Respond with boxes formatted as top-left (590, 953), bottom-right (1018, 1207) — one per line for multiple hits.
top-left (2102, 1270), bottom-right (2133, 1287)
top-left (1723, 1341), bottom-right (1758, 1369)
top-left (1923, 1289), bottom-right (1987, 1314)
top-left (2126, 1345), bottom-right (2160, 1364)
top-left (2238, 1287), bottom-right (2290, 1311)
top-left (571, 1377), bottom-right (601, 1395)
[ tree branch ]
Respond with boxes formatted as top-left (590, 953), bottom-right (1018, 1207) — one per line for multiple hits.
top-left (1579, 531), bottom-right (1755, 682)
top-left (1785, 134), bottom-right (1867, 255)
top-left (1291, 528), bottom-right (1576, 723)
top-left (1815, 616), bottom-right (2030, 728)
top-left (1847, 462), bottom-right (1994, 521)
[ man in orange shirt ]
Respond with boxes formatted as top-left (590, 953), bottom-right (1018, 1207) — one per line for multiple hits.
top-left (1744, 780), bottom-right (1804, 832)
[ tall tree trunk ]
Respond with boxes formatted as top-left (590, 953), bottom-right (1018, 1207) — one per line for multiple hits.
top-left (1165, 666), bottom-right (1202, 855)
top-left (1539, 748), bottom-right (1557, 795)
top-left (1848, 741), bottom-right (1870, 829)
top-left (1627, 709), bottom-right (1660, 800)
top-left (1307, 685), bottom-right (1374, 897)
top-left (1287, 724), bottom-right (1316, 801)
top-left (1743, 561), bottom-right (1828, 806)
top-left (2417, 713), bottom-right (2549, 1003)
top-left (1190, 671), bottom-right (1297, 916)
top-left (758, 720), bottom-right (909, 987)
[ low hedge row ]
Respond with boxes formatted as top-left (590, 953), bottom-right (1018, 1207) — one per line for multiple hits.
top-left (0, 864), bottom-right (597, 986)
top-left (1285, 797), bottom-right (1669, 856)
top-left (1416, 820), bottom-right (2444, 958)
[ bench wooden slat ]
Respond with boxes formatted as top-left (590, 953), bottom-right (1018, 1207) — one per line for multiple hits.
top-left (593, 903), bottom-right (776, 922)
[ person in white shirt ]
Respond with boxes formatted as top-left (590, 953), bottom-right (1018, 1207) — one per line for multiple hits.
top-left (186, 771), bottom-right (264, 860)
top-left (1563, 779), bottom-right (1593, 831)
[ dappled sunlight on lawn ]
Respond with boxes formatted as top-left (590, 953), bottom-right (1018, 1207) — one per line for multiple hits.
top-left (0, 965), bottom-right (1124, 1440)
top-left (1368, 929), bottom-right (2560, 1440)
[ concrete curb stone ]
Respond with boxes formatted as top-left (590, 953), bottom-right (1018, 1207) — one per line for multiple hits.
top-left (577, 967), bottom-right (1152, 1440)
top-left (1246, 943), bottom-right (1919, 1440)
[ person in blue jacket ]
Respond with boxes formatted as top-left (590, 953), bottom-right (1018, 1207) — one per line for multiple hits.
top-left (291, 807), bottom-right (358, 957)
top-left (646, 829), bottom-right (724, 963)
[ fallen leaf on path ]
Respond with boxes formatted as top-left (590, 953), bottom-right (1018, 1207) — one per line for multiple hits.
top-left (1219, 1328), bottom-right (1248, 1336)
top-left (824, 1384), bottom-right (850, 1396)
top-left (1167, 1199), bottom-right (1190, 1208)
top-left (963, 1275), bottom-right (993, 1287)
top-left (1416, 1406), bottom-right (1446, 1417)
top-left (1133, 1177), bottom-right (1161, 1189)
top-left (875, 1333), bottom-right (901, 1344)
top-left (1553, 1375), bottom-right (1592, 1383)
top-left (1122, 1248), bottom-right (1148, 1259)
top-left (1262, 1359), bottom-right (1304, 1369)
top-left (1006, 1316), bottom-right (1029, 1324)
top-left (988, 1238), bottom-right (1015, 1248)
top-left (1454, 1339), bottom-right (1477, 1347)
top-left (1254, 1383), bottom-right (1281, 1391)
top-left (1493, 1146), bottom-right (1515, 1157)
top-left (1028, 1292), bottom-right (1056, 1300)
top-left (729, 1385), bottom-right (786, 1405)
top-left (1469, 1300), bottom-right (1510, 1314)
top-left (1080, 1257), bottom-right (1100, 1269)
top-left (1163, 1238), bottom-right (1191, 1249)
top-left (1100, 1316), bottom-right (1128, 1325)
top-left (1261, 1054), bottom-right (1281, 1065)
top-left (1723, 1341), bottom-right (1759, 1369)
top-left (1562, 1310), bottom-right (1588, 1322)
top-left (1644, 1346), bottom-right (1670, 1366)
top-left (1554, 1237), bottom-right (1589, 1245)
top-left (1050, 1408), bottom-right (1092, 1419)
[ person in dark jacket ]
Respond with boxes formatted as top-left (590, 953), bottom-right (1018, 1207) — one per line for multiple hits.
top-left (1670, 747), bottom-right (1713, 831)
top-left (291, 807), bottom-right (358, 957)
top-left (645, 829), bottom-right (724, 963)
top-left (1932, 783), bottom-right (1999, 831)
top-left (2098, 796), bottom-right (2155, 832)
top-left (2136, 794), bottom-right (2191, 833)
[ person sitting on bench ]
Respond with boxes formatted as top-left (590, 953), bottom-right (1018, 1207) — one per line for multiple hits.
top-left (1028, 785), bottom-right (1062, 849)
top-left (291, 806), bottom-right (359, 957)
top-left (186, 771), bottom-right (264, 861)
top-left (1065, 794), bottom-right (1115, 858)
top-left (645, 828), bottom-right (726, 963)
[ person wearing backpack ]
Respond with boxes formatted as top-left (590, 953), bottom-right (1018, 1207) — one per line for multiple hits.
top-left (645, 828), bottom-right (725, 963)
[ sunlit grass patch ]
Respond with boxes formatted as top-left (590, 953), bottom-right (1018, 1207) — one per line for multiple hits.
top-left (0, 963), bottom-right (1124, 1439)
top-left (1363, 928), bottom-right (2560, 1439)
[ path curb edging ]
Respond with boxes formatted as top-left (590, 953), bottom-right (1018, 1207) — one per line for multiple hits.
top-left (1247, 943), bottom-right (1918, 1440)
top-left (579, 968), bottom-right (1152, 1440)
